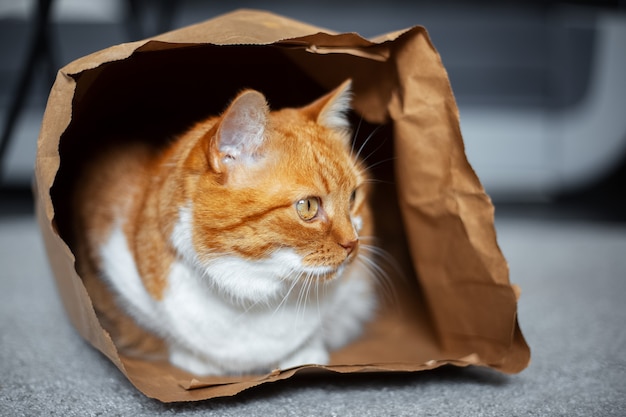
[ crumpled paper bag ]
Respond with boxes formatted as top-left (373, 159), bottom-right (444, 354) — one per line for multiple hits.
top-left (34, 9), bottom-right (530, 402)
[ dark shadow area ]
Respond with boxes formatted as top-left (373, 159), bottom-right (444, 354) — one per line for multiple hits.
top-left (496, 151), bottom-right (626, 224)
top-left (0, 185), bottom-right (34, 217)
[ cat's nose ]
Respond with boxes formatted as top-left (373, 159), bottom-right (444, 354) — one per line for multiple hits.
top-left (339, 239), bottom-right (358, 256)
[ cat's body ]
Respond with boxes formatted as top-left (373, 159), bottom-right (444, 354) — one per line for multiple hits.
top-left (74, 81), bottom-right (377, 376)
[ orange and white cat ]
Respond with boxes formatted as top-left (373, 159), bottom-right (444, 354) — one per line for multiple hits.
top-left (75, 80), bottom-right (376, 376)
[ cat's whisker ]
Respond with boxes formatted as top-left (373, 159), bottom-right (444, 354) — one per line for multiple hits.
top-left (300, 273), bottom-right (317, 325)
top-left (357, 235), bottom-right (380, 245)
top-left (358, 133), bottom-right (388, 168)
top-left (232, 296), bottom-right (266, 323)
top-left (364, 156), bottom-right (398, 172)
top-left (350, 116), bottom-right (364, 160)
top-left (357, 255), bottom-right (397, 309)
top-left (305, 271), bottom-right (322, 323)
top-left (272, 268), bottom-right (303, 318)
top-left (359, 242), bottom-right (405, 277)
top-left (304, 273), bottom-right (315, 322)
top-left (293, 271), bottom-right (307, 323)
top-left (314, 273), bottom-right (322, 324)
top-left (357, 243), bottom-right (403, 308)
top-left (294, 272), bottom-right (313, 324)
top-left (361, 177), bottom-right (393, 185)
top-left (354, 125), bottom-right (383, 162)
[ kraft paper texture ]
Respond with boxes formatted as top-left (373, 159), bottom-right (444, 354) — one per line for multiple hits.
top-left (34, 9), bottom-right (530, 402)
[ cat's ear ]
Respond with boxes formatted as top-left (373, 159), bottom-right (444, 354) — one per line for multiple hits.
top-left (209, 90), bottom-right (269, 173)
top-left (305, 79), bottom-right (352, 131)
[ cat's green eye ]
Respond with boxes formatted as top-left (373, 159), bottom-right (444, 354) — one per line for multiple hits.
top-left (296, 197), bottom-right (320, 221)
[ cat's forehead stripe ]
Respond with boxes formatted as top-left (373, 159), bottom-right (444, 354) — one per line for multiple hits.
top-left (310, 147), bottom-right (331, 194)
top-left (310, 141), bottom-right (356, 194)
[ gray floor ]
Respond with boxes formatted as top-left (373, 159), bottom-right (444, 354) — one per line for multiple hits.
top-left (1, 210), bottom-right (625, 416)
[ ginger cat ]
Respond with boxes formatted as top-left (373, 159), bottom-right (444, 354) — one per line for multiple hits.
top-left (74, 80), bottom-right (377, 376)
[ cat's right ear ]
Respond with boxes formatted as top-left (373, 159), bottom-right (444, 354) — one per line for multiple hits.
top-left (208, 90), bottom-right (269, 174)
top-left (304, 79), bottom-right (352, 132)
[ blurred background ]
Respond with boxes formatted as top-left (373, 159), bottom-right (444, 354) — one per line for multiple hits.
top-left (1, 4), bottom-right (625, 415)
top-left (1, 0), bottom-right (625, 220)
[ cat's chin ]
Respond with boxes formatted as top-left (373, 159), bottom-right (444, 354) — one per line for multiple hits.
top-left (296, 259), bottom-right (359, 284)
top-left (296, 264), bottom-right (336, 280)
top-left (195, 253), bottom-right (354, 306)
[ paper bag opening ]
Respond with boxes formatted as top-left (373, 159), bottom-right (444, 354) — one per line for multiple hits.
top-left (35, 9), bottom-right (530, 402)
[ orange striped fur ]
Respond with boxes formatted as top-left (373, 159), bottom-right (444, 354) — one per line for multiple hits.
top-left (73, 80), bottom-right (377, 375)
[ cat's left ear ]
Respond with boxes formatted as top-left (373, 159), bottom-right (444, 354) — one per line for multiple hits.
top-left (209, 90), bottom-right (269, 174)
top-left (305, 79), bottom-right (352, 132)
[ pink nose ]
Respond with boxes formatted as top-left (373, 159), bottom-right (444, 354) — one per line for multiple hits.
top-left (340, 239), bottom-right (358, 256)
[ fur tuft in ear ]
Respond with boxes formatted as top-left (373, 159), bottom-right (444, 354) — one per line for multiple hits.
top-left (314, 79), bottom-right (352, 131)
top-left (213, 90), bottom-right (268, 169)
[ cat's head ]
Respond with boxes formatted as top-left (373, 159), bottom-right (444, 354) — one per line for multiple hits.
top-left (178, 80), bottom-right (371, 294)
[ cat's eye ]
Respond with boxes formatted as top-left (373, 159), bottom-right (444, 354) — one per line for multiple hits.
top-left (349, 190), bottom-right (357, 209)
top-left (296, 197), bottom-right (320, 221)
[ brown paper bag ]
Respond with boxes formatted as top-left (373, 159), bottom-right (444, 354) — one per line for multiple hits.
top-left (34, 9), bottom-right (530, 402)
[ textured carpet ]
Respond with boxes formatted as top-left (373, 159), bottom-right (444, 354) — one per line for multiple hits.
top-left (1, 213), bottom-right (625, 416)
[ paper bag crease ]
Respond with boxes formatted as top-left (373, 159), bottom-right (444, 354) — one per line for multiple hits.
top-left (35, 9), bottom-right (530, 402)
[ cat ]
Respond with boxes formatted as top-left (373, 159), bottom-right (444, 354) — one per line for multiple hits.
top-left (73, 80), bottom-right (377, 376)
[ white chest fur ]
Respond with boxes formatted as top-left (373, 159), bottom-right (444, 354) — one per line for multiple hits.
top-left (98, 205), bottom-right (375, 376)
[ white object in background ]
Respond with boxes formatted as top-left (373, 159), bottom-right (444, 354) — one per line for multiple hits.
top-left (0, 0), bottom-right (123, 22)
top-left (462, 12), bottom-right (626, 200)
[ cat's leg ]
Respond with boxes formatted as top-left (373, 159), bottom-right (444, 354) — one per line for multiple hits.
top-left (278, 335), bottom-right (329, 371)
top-left (169, 344), bottom-right (224, 376)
